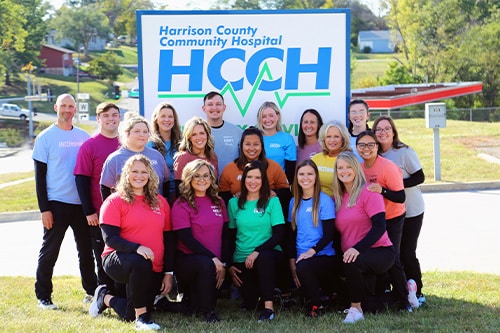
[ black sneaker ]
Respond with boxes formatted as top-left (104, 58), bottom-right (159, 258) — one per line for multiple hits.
top-left (38, 298), bottom-right (57, 310)
top-left (89, 285), bottom-right (108, 317)
top-left (203, 311), bottom-right (220, 323)
top-left (258, 308), bottom-right (274, 322)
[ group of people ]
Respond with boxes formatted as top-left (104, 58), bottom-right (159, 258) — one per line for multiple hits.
top-left (32, 92), bottom-right (426, 330)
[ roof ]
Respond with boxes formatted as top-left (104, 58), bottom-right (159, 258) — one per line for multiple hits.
top-left (358, 30), bottom-right (390, 40)
top-left (41, 44), bottom-right (74, 54)
top-left (351, 82), bottom-right (483, 110)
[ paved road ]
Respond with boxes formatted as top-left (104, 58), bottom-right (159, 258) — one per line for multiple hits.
top-left (0, 189), bottom-right (499, 277)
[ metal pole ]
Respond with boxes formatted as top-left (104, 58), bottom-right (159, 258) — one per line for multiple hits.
top-left (433, 127), bottom-right (441, 181)
top-left (27, 71), bottom-right (34, 140)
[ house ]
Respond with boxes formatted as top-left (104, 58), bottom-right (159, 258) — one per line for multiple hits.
top-left (358, 30), bottom-right (398, 53)
top-left (38, 44), bottom-right (74, 76)
top-left (45, 30), bottom-right (107, 52)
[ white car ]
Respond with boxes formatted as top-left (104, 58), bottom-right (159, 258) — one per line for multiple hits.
top-left (0, 103), bottom-right (34, 120)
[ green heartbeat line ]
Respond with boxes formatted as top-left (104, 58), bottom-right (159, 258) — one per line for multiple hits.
top-left (157, 62), bottom-right (331, 117)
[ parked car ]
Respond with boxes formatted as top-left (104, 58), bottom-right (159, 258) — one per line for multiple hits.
top-left (129, 87), bottom-right (140, 98)
top-left (0, 103), bottom-right (35, 120)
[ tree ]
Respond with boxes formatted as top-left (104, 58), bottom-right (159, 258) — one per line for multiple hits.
top-left (0, 0), bottom-right (28, 85)
top-left (50, 4), bottom-right (110, 58)
top-left (87, 52), bottom-right (123, 81)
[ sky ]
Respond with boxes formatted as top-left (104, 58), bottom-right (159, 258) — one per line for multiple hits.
top-left (48, 0), bottom-right (382, 14)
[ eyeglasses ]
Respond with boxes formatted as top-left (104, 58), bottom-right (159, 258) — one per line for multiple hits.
top-left (356, 142), bottom-right (377, 150)
top-left (350, 110), bottom-right (366, 116)
top-left (375, 127), bottom-right (392, 133)
top-left (193, 173), bottom-right (211, 181)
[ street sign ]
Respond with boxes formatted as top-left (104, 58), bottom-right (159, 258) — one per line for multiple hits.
top-left (24, 95), bottom-right (48, 102)
top-left (78, 102), bottom-right (89, 113)
top-left (79, 113), bottom-right (89, 120)
top-left (77, 93), bottom-right (90, 100)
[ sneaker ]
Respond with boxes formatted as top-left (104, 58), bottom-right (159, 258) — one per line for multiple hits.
top-left (89, 285), bottom-right (108, 318)
top-left (417, 294), bottom-right (427, 307)
top-left (307, 305), bottom-right (326, 317)
top-left (83, 294), bottom-right (93, 303)
top-left (38, 298), bottom-right (57, 310)
top-left (203, 311), bottom-right (220, 323)
top-left (343, 307), bottom-right (364, 323)
top-left (135, 313), bottom-right (160, 331)
top-left (258, 308), bottom-right (274, 322)
top-left (407, 279), bottom-right (419, 309)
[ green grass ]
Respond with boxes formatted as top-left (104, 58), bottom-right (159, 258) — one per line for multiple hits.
top-left (0, 119), bottom-right (498, 212)
top-left (0, 272), bottom-right (498, 332)
top-left (352, 52), bottom-right (397, 87)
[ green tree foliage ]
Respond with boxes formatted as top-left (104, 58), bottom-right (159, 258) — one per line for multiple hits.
top-left (0, 0), bottom-right (28, 85)
top-left (378, 61), bottom-right (416, 85)
top-left (87, 52), bottom-right (123, 81)
top-left (50, 4), bottom-right (111, 58)
top-left (384, 0), bottom-right (499, 107)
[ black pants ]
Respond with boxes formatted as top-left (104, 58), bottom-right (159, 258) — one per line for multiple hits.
top-left (401, 213), bottom-right (424, 294)
top-left (233, 249), bottom-right (285, 310)
top-left (343, 246), bottom-right (395, 303)
top-left (385, 213), bottom-right (410, 307)
top-left (35, 201), bottom-right (97, 300)
top-left (175, 253), bottom-right (217, 314)
top-left (103, 251), bottom-right (162, 321)
top-left (295, 255), bottom-right (338, 308)
top-left (89, 226), bottom-right (114, 290)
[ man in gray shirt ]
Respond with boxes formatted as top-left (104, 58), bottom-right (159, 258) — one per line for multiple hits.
top-left (202, 91), bottom-right (243, 177)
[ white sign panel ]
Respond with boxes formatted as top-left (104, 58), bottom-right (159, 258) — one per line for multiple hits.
top-left (78, 102), bottom-right (89, 113)
top-left (137, 9), bottom-right (350, 136)
top-left (77, 93), bottom-right (90, 100)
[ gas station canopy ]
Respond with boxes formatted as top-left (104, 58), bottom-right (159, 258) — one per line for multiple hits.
top-left (351, 82), bottom-right (482, 110)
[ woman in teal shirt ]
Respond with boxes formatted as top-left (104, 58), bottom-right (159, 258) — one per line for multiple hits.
top-left (227, 160), bottom-right (285, 322)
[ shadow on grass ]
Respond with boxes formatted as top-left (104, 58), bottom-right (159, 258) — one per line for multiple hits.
top-left (0, 274), bottom-right (498, 333)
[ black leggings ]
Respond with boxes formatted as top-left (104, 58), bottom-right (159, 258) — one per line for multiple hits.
top-left (401, 213), bottom-right (424, 294)
top-left (295, 255), bottom-right (338, 308)
top-left (103, 251), bottom-right (162, 321)
top-left (174, 253), bottom-right (217, 314)
top-left (233, 249), bottom-right (286, 310)
top-left (343, 246), bottom-right (395, 304)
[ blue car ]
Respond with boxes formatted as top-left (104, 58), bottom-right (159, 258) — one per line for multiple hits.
top-left (129, 88), bottom-right (140, 98)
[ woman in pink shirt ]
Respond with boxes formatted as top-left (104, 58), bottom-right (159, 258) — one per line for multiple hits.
top-left (332, 151), bottom-right (395, 324)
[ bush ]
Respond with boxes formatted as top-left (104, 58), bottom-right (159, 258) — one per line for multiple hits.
top-left (0, 128), bottom-right (24, 147)
top-left (362, 46), bottom-right (372, 53)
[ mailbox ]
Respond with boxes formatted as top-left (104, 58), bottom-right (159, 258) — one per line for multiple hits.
top-left (425, 103), bottom-right (446, 128)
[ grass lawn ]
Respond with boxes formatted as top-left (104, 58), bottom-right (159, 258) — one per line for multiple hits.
top-left (0, 272), bottom-right (498, 332)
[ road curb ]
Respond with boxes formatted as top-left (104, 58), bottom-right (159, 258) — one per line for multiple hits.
top-left (0, 210), bottom-right (40, 223)
top-left (420, 181), bottom-right (500, 193)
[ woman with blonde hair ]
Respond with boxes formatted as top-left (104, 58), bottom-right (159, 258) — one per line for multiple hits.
top-left (171, 159), bottom-right (228, 323)
top-left (147, 103), bottom-right (182, 204)
top-left (173, 116), bottom-right (218, 195)
top-left (332, 151), bottom-right (395, 324)
top-left (256, 101), bottom-right (296, 183)
top-left (92, 154), bottom-right (175, 331)
top-left (100, 114), bottom-right (170, 200)
top-left (311, 120), bottom-right (352, 196)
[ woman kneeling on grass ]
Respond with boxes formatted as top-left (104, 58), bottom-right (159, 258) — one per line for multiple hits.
top-left (332, 151), bottom-right (395, 324)
top-left (90, 154), bottom-right (175, 331)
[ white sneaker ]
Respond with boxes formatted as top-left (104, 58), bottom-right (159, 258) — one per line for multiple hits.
top-left (407, 279), bottom-right (420, 309)
top-left (343, 307), bottom-right (364, 323)
top-left (135, 315), bottom-right (161, 331)
top-left (38, 298), bottom-right (57, 310)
